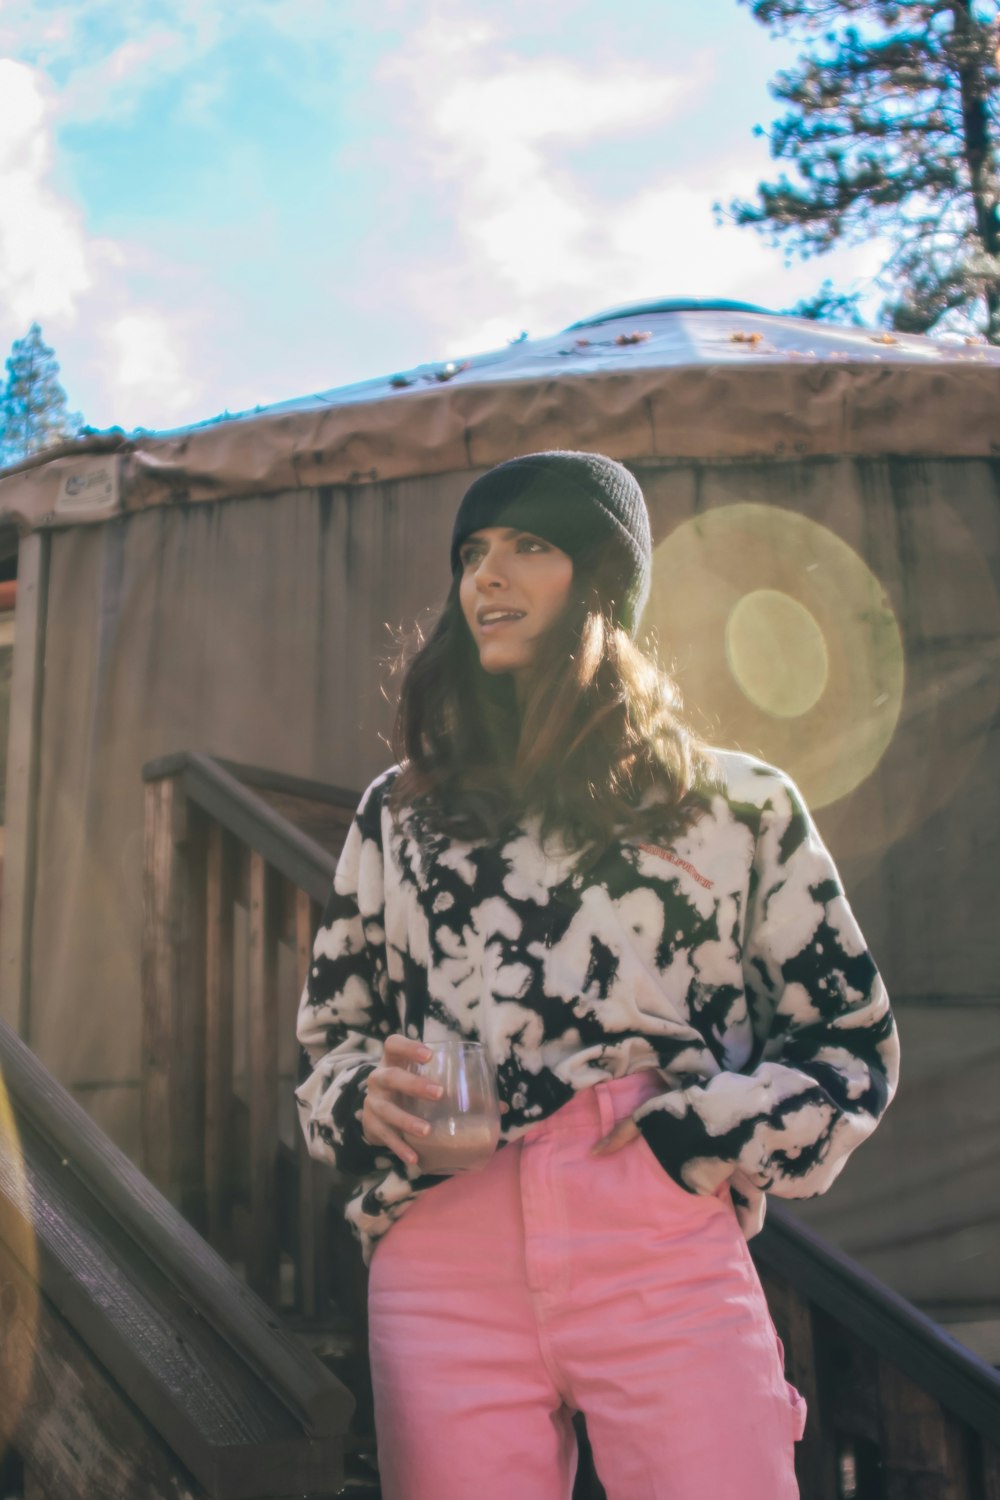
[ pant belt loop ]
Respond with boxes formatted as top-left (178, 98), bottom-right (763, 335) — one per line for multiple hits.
top-left (596, 1079), bottom-right (617, 1138)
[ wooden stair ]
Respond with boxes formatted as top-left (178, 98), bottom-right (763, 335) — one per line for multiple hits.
top-left (0, 1013), bottom-right (355, 1499)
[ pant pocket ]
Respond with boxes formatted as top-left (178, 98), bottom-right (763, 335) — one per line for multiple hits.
top-left (772, 1334), bottom-right (808, 1443)
top-left (786, 1381), bottom-right (808, 1442)
top-left (634, 1134), bottom-right (726, 1213)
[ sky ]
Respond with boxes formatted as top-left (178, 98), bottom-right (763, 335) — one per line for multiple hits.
top-left (0, 0), bottom-right (885, 435)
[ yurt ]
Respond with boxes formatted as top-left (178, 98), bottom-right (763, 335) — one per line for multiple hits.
top-left (1, 296), bottom-right (998, 1356)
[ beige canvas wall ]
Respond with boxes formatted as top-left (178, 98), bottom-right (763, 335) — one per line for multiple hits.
top-left (10, 455), bottom-right (1000, 1323)
top-left (15, 471), bottom-right (470, 1151)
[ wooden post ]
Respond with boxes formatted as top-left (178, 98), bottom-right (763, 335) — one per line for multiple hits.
top-left (982, 1439), bottom-right (1000, 1500)
top-left (141, 775), bottom-right (207, 1229)
top-left (204, 822), bottom-right (235, 1252)
top-left (878, 1356), bottom-right (972, 1499)
top-left (247, 849), bottom-right (279, 1303)
top-left (0, 531), bottom-right (49, 1038)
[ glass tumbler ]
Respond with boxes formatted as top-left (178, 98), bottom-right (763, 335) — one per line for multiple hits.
top-left (404, 1038), bottom-right (501, 1173)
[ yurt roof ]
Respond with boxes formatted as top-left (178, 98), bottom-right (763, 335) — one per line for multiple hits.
top-left (3, 297), bottom-right (1000, 532)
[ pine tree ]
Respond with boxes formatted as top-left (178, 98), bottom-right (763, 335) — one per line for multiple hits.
top-left (723, 1), bottom-right (1000, 340)
top-left (0, 323), bottom-right (82, 465)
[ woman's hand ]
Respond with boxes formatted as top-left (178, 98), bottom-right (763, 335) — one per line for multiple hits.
top-left (589, 1117), bottom-right (640, 1156)
top-left (591, 1117), bottom-right (733, 1203)
top-left (360, 1034), bottom-right (444, 1167)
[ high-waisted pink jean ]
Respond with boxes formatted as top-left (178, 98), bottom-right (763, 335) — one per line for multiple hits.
top-left (368, 1071), bottom-right (806, 1500)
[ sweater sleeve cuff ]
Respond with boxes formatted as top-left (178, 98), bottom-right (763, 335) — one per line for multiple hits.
top-left (330, 1061), bottom-right (388, 1176)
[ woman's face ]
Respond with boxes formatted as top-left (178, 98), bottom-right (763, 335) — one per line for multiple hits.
top-left (458, 526), bottom-right (574, 681)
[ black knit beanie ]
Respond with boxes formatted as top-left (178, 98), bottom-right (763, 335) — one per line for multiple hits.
top-left (450, 451), bottom-right (652, 636)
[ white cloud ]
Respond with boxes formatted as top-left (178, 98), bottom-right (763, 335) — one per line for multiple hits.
top-left (0, 1), bottom-right (227, 123)
top-left (605, 168), bottom-right (886, 309)
top-left (101, 310), bottom-right (202, 429)
top-left (0, 60), bottom-right (90, 324)
top-left (69, 29), bottom-right (185, 104)
top-left (0, 57), bottom-right (206, 430)
top-left (387, 23), bottom-right (706, 304)
top-left (1, 0), bottom-right (350, 129)
top-left (430, 52), bottom-right (686, 149)
top-left (57, 22), bottom-right (224, 123)
top-left (380, 23), bottom-right (889, 354)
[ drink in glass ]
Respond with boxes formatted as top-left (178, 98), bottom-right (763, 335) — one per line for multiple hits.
top-left (404, 1038), bottom-right (501, 1173)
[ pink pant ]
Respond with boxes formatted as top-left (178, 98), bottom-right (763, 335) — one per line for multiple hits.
top-left (368, 1072), bottom-right (806, 1500)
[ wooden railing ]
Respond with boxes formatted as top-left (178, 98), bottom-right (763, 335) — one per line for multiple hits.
top-left (140, 752), bottom-right (1000, 1500)
top-left (141, 751), bottom-right (356, 1317)
top-left (0, 1013), bottom-right (354, 1500)
top-left (754, 1212), bottom-right (1000, 1500)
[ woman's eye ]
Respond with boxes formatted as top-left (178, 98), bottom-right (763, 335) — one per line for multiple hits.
top-left (518, 537), bottom-right (547, 552)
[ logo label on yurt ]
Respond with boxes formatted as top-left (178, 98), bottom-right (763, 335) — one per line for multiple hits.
top-left (55, 460), bottom-right (120, 518)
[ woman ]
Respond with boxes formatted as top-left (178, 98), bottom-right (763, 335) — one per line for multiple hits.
top-left (296, 451), bottom-right (899, 1500)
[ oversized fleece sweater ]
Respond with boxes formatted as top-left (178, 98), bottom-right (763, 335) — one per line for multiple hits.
top-left (295, 751), bottom-right (899, 1263)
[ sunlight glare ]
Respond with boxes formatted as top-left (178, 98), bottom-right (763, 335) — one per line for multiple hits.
top-left (647, 503), bottom-right (904, 810)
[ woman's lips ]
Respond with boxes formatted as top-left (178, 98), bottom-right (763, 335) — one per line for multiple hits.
top-left (477, 609), bottom-right (526, 631)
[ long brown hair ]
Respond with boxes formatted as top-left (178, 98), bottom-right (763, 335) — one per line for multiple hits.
top-left (389, 562), bottom-right (717, 863)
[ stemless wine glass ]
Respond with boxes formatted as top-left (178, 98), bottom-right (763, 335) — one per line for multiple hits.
top-left (404, 1038), bottom-right (501, 1173)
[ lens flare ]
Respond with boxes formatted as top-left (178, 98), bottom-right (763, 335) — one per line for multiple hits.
top-left (647, 503), bottom-right (905, 811)
top-left (725, 590), bottom-right (829, 719)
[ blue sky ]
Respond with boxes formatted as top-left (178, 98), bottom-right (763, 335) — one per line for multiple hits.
top-left (0, 0), bottom-right (883, 432)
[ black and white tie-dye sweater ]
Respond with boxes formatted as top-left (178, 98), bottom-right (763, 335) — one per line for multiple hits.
top-left (295, 751), bottom-right (898, 1263)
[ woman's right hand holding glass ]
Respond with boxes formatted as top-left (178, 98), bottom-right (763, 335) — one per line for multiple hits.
top-left (361, 1034), bottom-right (443, 1166)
